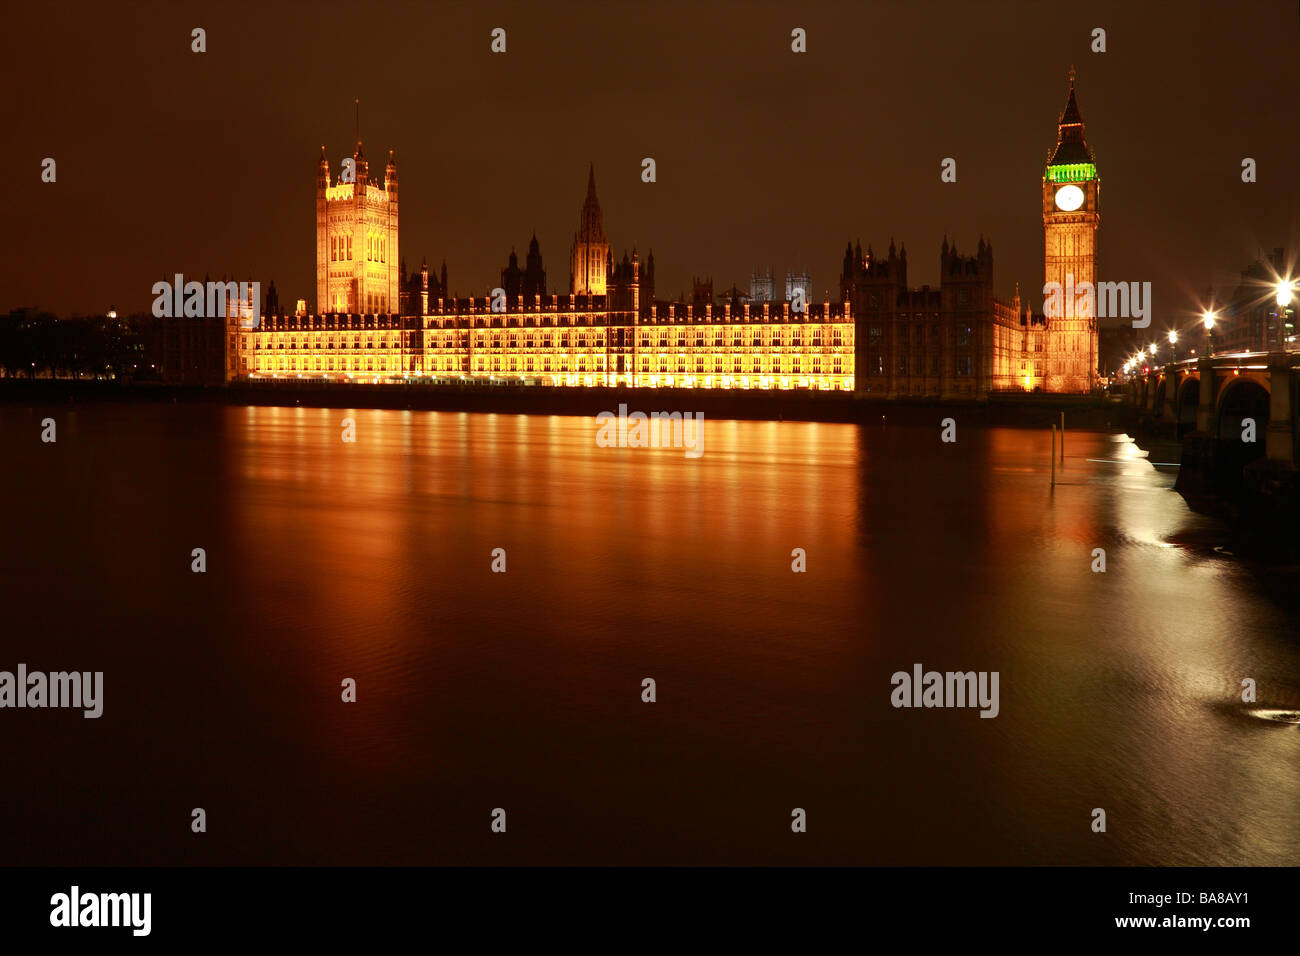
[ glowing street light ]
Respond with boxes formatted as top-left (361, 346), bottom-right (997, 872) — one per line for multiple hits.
top-left (1276, 279), bottom-right (1295, 351)
top-left (1203, 310), bottom-right (1217, 357)
top-left (1278, 279), bottom-right (1295, 308)
top-left (1168, 329), bottom-right (1177, 345)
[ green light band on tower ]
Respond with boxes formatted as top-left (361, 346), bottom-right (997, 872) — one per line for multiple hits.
top-left (1046, 163), bottom-right (1097, 183)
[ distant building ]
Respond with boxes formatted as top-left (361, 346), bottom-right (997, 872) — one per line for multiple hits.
top-left (1215, 248), bottom-right (1295, 353)
top-left (160, 275), bottom-right (259, 385)
top-left (750, 269), bottom-right (775, 303)
top-left (691, 276), bottom-right (713, 307)
top-left (785, 271), bottom-right (811, 304)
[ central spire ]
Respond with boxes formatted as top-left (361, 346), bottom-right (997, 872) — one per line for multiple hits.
top-left (576, 163), bottom-right (605, 243)
top-left (571, 162), bottom-right (609, 295)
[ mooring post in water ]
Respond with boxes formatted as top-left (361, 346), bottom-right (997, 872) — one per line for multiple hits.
top-left (1051, 425), bottom-right (1057, 487)
top-left (1059, 411), bottom-right (1065, 464)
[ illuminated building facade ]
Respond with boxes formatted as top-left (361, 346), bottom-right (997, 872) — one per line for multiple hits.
top-left (1039, 71), bottom-right (1100, 391)
top-left (230, 78), bottom-right (1099, 394)
top-left (420, 293), bottom-right (853, 389)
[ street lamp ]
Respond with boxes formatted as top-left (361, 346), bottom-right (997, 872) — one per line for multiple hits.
top-left (1276, 279), bottom-right (1295, 350)
top-left (1167, 329), bottom-right (1178, 362)
top-left (1202, 310), bottom-right (1217, 357)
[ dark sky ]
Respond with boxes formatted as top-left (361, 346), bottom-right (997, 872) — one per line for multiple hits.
top-left (6, 0), bottom-right (1297, 328)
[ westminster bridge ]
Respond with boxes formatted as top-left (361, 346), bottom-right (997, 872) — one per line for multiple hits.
top-left (1130, 350), bottom-right (1298, 465)
top-left (1129, 350), bottom-right (1298, 557)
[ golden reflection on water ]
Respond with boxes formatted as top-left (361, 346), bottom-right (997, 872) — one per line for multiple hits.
top-left (214, 406), bottom-right (1300, 864)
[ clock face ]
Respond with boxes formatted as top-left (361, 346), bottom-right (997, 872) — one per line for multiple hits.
top-left (1054, 184), bottom-right (1085, 212)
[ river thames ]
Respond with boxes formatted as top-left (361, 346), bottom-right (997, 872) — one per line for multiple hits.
top-left (2, 403), bottom-right (1297, 865)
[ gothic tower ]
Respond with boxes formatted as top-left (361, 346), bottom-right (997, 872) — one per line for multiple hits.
top-left (570, 163), bottom-right (609, 295)
top-left (523, 232), bottom-right (547, 300)
top-left (1042, 69), bottom-right (1100, 392)
top-left (315, 140), bottom-right (400, 314)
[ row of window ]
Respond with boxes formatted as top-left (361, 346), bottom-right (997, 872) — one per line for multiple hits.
top-left (423, 330), bottom-right (850, 349)
top-left (416, 357), bottom-right (841, 375)
top-left (329, 234), bottom-right (389, 263)
top-left (427, 314), bottom-right (852, 327)
top-left (424, 356), bottom-right (849, 374)
top-left (244, 353), bottom-right (851, 377)
top-left (867, 326), bottom-right (973, 347)
top-left (326, 293), bottom-right (391, 314)
top-left (247, 357), bottom-right (398, 372)
top-left (246, 336), bottom-right (406, 350)
top-left (861, 355), bottom-right (977, 376)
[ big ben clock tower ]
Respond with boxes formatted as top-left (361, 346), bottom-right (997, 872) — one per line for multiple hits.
top-left (1042, 68), bottom-right (1100, 393)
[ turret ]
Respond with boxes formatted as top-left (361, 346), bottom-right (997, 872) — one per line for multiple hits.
top-left (632, 243), bottom-right (640, 315)
top-left (315, 146), bottom-right (330, 312)
top-left (354, 140), bottom-right (369, 189)
top-left (385, 149), bottom-right (398, 201)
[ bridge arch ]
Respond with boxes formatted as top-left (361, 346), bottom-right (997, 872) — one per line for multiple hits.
top-left (1215, 375), bottom-right (1270, 443)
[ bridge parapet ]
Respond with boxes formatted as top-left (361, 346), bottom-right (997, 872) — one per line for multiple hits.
top-left (1130, 352), bottom-right (1297, 466)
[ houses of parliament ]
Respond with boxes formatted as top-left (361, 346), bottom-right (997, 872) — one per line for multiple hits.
top-left (226, 74), bottom-right (1100, 396)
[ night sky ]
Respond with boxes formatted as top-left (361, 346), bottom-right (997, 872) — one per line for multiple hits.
top-left (6, 0), bottom-right (1297, 325)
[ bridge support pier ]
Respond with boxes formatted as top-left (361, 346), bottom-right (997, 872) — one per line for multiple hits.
top-left (1160, 370), bottom-right (1179, 423)
top-left (1265, 350), bottom-right (1296, 466)
top-left (1195, 357), bottom-right (1218, 434)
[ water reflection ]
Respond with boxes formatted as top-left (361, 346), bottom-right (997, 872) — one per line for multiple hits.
top-left (0, 404), bottom-right (1296, 865)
